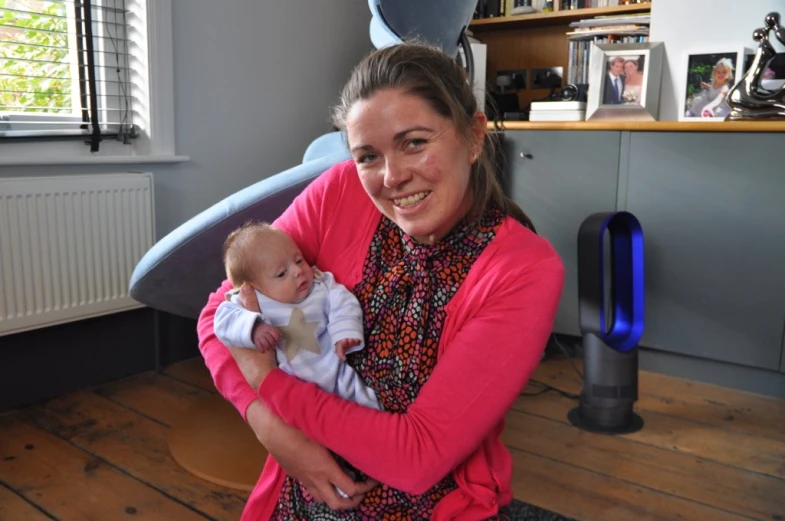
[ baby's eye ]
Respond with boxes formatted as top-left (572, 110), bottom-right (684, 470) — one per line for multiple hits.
top-left (295, 258), bottom-right (304, 265)
top-left (276, 270), bottom-right (286, 278)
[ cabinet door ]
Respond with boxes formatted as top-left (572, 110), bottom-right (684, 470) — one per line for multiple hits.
top-left (503, 130), bottom-right (621, 337)
top-left (625, 132), bottom-right (785, 370)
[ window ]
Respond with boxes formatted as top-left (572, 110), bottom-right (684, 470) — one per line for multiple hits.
top-left (0, 0), bottom-right (178, 163)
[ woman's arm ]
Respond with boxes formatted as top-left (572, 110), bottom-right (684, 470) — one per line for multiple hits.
top-left (256, 254), bottom-right (565, 495)
top-left (197, 279), bottom-right (259, 417)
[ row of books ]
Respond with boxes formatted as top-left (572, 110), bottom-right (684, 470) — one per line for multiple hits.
top-left (562, 0), bottom-right (650, 8)
top-left (473, 0), bottom-right (650, 18)
top-left (566, 13), bottom-right (650, 85)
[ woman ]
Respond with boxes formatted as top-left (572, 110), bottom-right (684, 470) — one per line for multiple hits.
top-left (197, 41), bottom-right (565, 520)
top-left (622, 58), bottom-right (643, 105)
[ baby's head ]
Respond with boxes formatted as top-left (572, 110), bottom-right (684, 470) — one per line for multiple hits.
top-left (712, 58), bottom-right (734, 85)
top-left (223, 221), bottom-right (314, 303)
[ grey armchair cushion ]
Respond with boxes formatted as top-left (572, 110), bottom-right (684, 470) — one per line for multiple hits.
top-left (129, 144), bottom-right (351, 319)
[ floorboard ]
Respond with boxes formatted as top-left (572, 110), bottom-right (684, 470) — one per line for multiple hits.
top-left (0, 484), bottom-right (54, 521)
top-left (508, 448), bottom-right (751, 521)
top-left (0, 415), bottom-right (209, 521)
top-left (1, 356), bottom-right (783, 521)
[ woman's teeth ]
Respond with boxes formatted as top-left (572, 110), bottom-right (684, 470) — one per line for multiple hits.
top-left (394, 192), bottom-right (428, 207)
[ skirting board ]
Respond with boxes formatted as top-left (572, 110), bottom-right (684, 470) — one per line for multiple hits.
top-left (553, 334), bottom-right (785, 399)
top-left (0, 308), bottom-right (199, 412)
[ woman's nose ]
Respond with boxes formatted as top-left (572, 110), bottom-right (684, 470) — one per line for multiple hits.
top-left (383, 158), bottom-right (409, 188)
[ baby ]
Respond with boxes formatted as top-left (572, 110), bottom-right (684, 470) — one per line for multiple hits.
top-left (214, 221), bottom-right (380, 411)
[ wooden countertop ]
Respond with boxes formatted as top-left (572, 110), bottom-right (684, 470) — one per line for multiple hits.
top-left (488, 120), bottom-right (785, 132)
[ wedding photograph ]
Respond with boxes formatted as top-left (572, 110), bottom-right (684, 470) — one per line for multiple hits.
top-left (586, 42), bottom-right (663, 121)
top-left (601, 54), bottom-right (647, 106)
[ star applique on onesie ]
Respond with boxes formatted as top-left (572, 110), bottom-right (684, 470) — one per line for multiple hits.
top-left (277, 307), bottom-right (321, 361)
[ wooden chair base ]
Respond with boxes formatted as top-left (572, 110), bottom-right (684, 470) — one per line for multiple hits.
top-left (167, 394), bottom-right (268, 492)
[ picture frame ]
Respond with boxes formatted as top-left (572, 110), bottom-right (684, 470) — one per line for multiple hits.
top-left (586, 42), bottom-right (664, 121)
top-left (678, 48), bottom-right (752, 122)
top-left (744, 52), bottom-right (785, 92)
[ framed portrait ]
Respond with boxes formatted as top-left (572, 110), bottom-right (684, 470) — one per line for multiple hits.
top-left (744, 51), bottom-right (785, 92)
top-left (586, 42), bottom-right (664, 121)
top-left (678, 48), bottom-right (752, 122)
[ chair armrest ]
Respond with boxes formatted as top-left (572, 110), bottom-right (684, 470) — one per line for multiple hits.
top-left (129, 151), bottom-right (349, 319)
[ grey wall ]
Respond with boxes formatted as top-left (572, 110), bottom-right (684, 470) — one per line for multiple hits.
top-left (154, 0), bottom-right (372, 236)
top-left (0, 0), bottom-right (373, 238)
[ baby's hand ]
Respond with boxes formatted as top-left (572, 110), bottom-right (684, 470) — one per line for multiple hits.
top-left (252, 322), bottom-right (281, 352)
top-left (335, 338), bottom-right (361, 360)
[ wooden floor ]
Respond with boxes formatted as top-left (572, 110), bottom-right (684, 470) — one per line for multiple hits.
top-left (1, 356), bottom-right (784, 521)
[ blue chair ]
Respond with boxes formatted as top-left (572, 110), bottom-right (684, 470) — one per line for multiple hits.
top-left (128, 132), bottom-right (350, 491)
top-left (129, 131), bottom-right (350, 319)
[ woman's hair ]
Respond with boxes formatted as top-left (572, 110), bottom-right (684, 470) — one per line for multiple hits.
top-left (330, 41), bottom-right (535, 232)
top-left (713, 58), bottom-right (735, 83)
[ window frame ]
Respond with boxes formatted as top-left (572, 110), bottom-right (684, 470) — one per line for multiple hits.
top-left (0, 0), bottom-right (187, 166)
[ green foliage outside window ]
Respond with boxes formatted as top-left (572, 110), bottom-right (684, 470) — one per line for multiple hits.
top-left (0, 0), bottom-right (74, 114)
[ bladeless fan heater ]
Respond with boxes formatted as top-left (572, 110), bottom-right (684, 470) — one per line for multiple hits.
top-left (568, 211), bottom-right (645, 434)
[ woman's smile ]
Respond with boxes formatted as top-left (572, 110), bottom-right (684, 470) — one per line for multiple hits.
top-left (393, 190), bottom-right (431, 209)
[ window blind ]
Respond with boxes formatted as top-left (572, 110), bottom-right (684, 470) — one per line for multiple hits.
top-left (0, 0), bottom-right (135, 150)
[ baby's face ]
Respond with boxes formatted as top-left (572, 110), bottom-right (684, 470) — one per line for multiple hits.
top-left (250, 232), bottom-right (314, 304)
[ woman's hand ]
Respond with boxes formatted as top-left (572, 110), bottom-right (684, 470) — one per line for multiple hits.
top-left (237, 284), bottom-right (379, 508)
top-left (246, 400), bottom-right (378, 510)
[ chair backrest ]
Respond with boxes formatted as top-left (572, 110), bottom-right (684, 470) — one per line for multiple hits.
top-left (129, 137), bottom-right (350, 319)
top-left (302, 131), bottom-right (347, 164)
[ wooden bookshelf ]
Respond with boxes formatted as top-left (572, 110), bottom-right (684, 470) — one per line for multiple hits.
top-left (487, 120), bottom-right (785, 132)
top-left (470, 3), bottom-right (651, 31)
top-left (469, 4), bottom-right (652, 111)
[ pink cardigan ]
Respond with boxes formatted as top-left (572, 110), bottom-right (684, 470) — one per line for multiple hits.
top-left (197, 160), bottom-right (564, 520)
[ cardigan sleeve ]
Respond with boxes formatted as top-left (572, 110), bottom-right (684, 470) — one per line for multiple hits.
top-left (257, 252), bottom-right (565, 494)
top-left (196, 161), bottom-right (349, 419)
top-left (197, 278), bottom-right (259, 418)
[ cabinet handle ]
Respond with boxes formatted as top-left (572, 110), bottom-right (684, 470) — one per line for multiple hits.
top-left (520, 153), bottom-right (533, 160)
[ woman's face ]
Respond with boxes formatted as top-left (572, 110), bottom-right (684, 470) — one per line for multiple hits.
top-left (624, 61), bottom-right (638, 76)
top-left (346, 88), bottom-right (485, 245)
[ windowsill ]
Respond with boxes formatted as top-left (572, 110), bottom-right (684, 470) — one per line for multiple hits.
top-left (0, 155), bottom-right (190, 167)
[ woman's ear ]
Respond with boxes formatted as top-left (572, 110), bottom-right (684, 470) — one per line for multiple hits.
top-left (470, 111), bottom-right (488, 159)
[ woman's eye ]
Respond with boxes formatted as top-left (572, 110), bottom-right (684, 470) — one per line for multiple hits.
top-left (406, 138), bottom-right (426, 149)
top-left (357, 153), bottom-right (378, 164)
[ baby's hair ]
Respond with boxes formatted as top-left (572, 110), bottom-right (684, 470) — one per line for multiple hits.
top-left (713, 58), bottom-right (735, 83)
top-left (222, 220), bottom-right (278, 287)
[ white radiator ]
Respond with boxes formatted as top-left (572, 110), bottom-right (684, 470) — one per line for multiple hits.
top-left (0, 173), bottom-right (155, 337)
